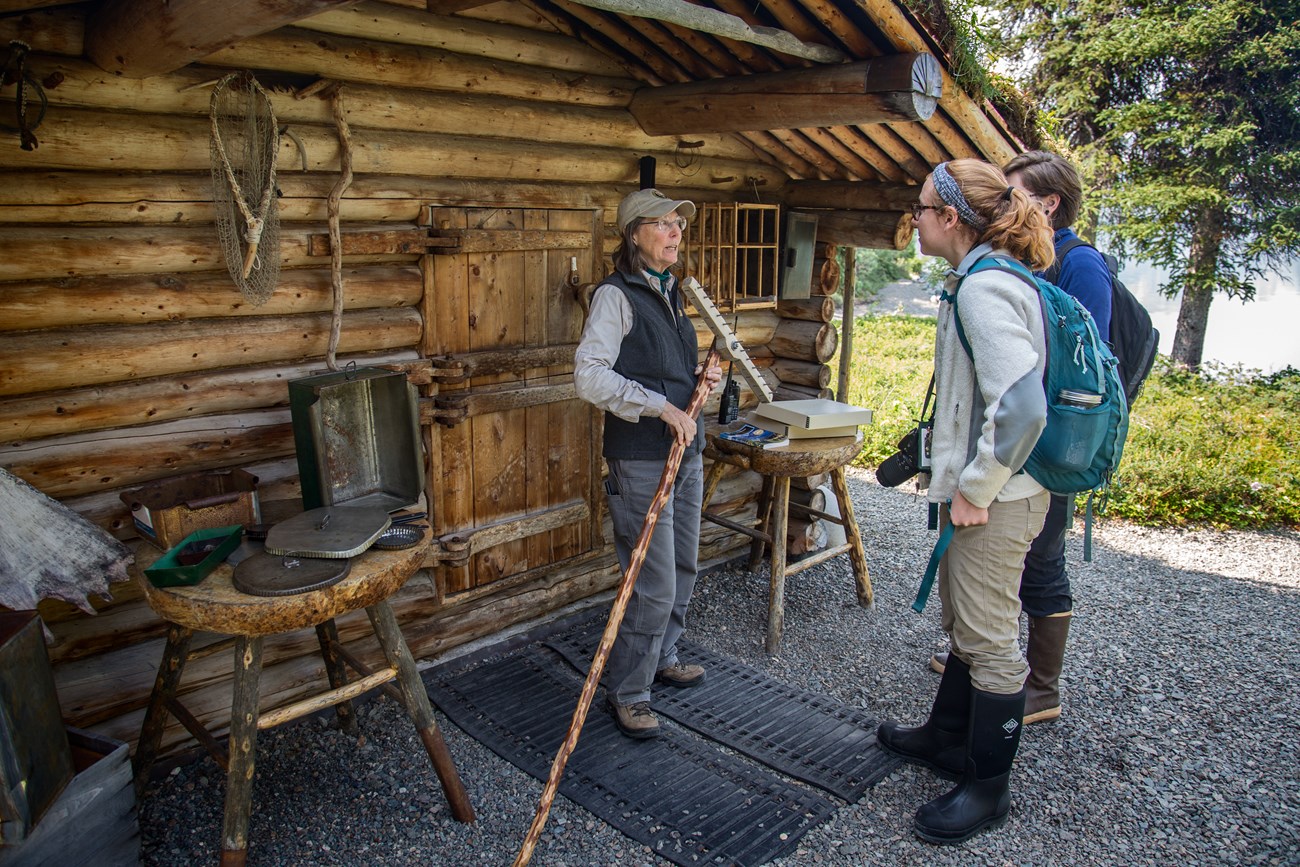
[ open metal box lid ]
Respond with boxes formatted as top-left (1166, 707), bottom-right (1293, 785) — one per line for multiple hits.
top-left (263, 505), bottom-right (391, 559)
top-left (289, 366), bottom-right (424, 512)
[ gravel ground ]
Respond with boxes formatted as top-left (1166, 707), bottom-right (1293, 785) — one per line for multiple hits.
top-left (138, 469), bottom-right (1300, 866)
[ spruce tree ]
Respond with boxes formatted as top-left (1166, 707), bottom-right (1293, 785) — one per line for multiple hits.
top-left (993, 0), bottom-right (1300, 369)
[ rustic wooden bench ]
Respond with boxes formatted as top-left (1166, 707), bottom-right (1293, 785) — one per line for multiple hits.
top-left (702, 433), bottom-right (873, 654)
top-left (131, 530), bottom-right (474, 866)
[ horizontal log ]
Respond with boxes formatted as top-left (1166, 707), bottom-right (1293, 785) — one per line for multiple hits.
top-left (3, 409), bottom-right (294, 500)
top-left (0, 350), bottom-right (416, 443)
top-left (0, 171), bottom-right (602, 224)
top-left (776, 296), bottom-right (834, 323)
top-left (782, 180), bottom-right (920, 212)
top-left (85, 0), bottom-right (364, 78)
top-left (204, 26), bottom-right (637, 106)
top-left (770, 319), bottom-right (839, 364)
top-left (629, 55), bottom-right (942, 134)
top-left (773, 382), bottom-right (833, 401)
top-left (0, 9), bottom-right (84, 57)
top-left (17, 53), bottom-right (756, 163)
top-left (299, 2), bottom-right (628, 77)
top-left (799, 209), bottom-right (913, 251)
top-left (769, 358), bottom-right (831, 389)
top-left (0, 222), bottom-right (414, 281)
top-left (0, 307), bottom-right (421, 397)
top-left (0, 106), bottom-right (785, 193)
top-left (0, 265), bottom-right (421, 332)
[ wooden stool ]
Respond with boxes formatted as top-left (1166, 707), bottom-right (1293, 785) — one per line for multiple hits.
top-left (702, 433), bottom-right (872, 653)
top-left (132, 532), bottom-right (475, 866)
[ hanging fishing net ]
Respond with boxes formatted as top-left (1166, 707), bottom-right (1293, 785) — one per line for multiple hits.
top-left (209, 71), bottom-right (281, 305)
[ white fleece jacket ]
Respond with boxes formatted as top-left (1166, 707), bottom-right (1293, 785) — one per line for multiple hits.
top-left (926, 244), bottom-right (1048, 508)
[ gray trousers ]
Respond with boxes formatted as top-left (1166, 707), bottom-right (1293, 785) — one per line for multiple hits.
top-left (603, 454), bottom-right (704, 706)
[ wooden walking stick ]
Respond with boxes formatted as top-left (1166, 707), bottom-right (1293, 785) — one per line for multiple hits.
top-left (513, 347), bottom-right (721, 867)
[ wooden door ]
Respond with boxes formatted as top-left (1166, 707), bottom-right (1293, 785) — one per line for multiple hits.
top-left (423, 206), bottom-right (601, 594)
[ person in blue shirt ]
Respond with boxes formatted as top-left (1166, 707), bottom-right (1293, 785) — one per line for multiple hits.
top-left (930, 151), bottom-right (1112, 727)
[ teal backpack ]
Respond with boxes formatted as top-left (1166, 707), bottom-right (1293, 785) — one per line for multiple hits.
top-left (955, 254), bottom-right (1129, 496)
top-left (912, 253), bottom-right (1129, 613)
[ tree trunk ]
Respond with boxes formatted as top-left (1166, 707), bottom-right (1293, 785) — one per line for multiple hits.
top-left (1171, 210), bottom-right (1224, 370)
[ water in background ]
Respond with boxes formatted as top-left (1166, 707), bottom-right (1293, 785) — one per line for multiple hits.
top-left (1120, 257), bottom-right (1300, 373)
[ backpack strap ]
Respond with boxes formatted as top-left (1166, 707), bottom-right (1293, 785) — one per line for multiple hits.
top-left (1043, 237), bottom-right (1090, 286)
top-left (948, 254), bottom-right (1044, 363)
top-left (912, 519), bottom-right (954, 613)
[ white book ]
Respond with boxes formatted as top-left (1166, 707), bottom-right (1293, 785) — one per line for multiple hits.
top-left (754, 419), bottom-right (861, 440)
top-left (753, 399), bottom-right (873, 431)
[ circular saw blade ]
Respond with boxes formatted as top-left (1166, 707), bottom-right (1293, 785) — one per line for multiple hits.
top-left (232, 552), bottom-right (351, 597)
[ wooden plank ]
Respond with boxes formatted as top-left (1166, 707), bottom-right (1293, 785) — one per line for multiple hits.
top-left (429, 228), bottom-right (595, 254)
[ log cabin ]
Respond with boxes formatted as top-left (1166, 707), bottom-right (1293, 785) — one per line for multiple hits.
top-left (0, 0), bottom-right (1026, 763)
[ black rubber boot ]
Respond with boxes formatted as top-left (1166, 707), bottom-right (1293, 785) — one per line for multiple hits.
top-left (914, 686), bottom-right (1026, 845)
top-left (877, 652), bottom-right (971, 780)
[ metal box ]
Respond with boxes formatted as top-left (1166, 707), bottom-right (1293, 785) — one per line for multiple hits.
top-left (289, 367), bottom-right (424, 512)
top-left (0, 612), bottom-right (73, 844)
top-left (779, 210), bottom-right (818, 300)
top-left (119, 469), bottom-right (261, 551)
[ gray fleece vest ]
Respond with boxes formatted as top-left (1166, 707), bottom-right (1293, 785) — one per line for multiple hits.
top-left (601, 270), bottom-right (702, 461)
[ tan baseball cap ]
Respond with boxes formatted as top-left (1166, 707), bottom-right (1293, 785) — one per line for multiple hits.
top-left (617, 188), bottom-right (696, 233)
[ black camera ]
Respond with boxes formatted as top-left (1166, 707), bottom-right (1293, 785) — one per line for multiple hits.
top-left (876, 421), bottom-right (932, 487)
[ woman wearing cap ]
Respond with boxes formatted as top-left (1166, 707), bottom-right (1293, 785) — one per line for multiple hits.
top-left (875, 160), bottom-right (1053, 844)
top-left (574, 188), bottom-right (722, 740)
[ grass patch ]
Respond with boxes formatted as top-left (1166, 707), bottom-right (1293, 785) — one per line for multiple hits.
top-left (836, 314), bottom-right (1300, 530)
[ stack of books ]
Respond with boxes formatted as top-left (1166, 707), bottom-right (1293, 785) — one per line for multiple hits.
top-left (751, 399), bottom-right (872, 441)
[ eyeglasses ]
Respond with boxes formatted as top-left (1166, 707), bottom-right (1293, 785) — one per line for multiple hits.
top-left (911, 203), bottom-right (945, 220)
top-left (644, 216), bottom-right (687, 232)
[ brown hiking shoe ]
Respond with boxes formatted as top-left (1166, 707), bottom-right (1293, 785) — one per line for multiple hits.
top-left (655, 662), bottom-right (706, 688)
top-left (608, 699), bottom-right (660, 739)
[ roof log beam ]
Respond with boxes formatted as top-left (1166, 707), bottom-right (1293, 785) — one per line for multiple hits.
top-left (85, 0), bottom-right (365, 78)
top-left (629, 54), bottom-right (942, 135)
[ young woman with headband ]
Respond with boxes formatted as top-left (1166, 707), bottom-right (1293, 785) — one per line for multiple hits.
top-left (876, 159), bottom-right (1055, 844)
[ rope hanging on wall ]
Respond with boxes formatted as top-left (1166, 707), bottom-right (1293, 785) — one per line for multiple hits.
top-left (209, 71), bottom-right (281, 305)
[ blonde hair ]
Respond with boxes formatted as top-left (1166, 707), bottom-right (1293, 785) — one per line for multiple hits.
top-left (941, 159), bottom-right (1054, 271)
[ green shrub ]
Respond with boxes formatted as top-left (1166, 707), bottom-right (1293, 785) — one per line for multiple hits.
top-left (835, 316), bottom-right (1300, 530)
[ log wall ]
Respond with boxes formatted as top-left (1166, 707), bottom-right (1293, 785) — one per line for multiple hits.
top-left (0, 1), bottom-right (898, 756)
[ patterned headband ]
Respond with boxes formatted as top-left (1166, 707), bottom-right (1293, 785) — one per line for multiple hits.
top-left (931, 162), bottom-right (987, 232)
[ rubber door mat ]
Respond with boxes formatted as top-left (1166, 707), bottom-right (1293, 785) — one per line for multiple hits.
top-left (547, 619), bottom-right (898, 802)
top-left (425, 647), bottom-right (837, 867)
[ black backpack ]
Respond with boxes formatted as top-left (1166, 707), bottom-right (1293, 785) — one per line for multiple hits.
top-left (1046, 238), bottom-right (1159, 408)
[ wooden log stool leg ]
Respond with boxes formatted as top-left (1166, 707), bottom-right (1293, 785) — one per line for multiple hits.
top-left (221, 635), bottom-right (263, 867)
top-left (366, 600), bottom-right (476, 823)
top-left (766, 475), bottom-right (792, 655)
top-left (133, 623), bottom-right (195, 797)
top-left (830, 466), bottom-right (873, 607)
top-left (314, 619), bottom-right (357, 734)
top-left (749, 474), bottom-right (776, 571)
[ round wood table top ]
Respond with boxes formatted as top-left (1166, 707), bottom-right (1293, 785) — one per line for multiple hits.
top-left (705, 432), bottom-right (864, 477)
top-left (135, 530), bottom-right (429, 637)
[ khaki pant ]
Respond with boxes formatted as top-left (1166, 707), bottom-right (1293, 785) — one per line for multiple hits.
top-left (939, 490), bottom-right (1050, 694)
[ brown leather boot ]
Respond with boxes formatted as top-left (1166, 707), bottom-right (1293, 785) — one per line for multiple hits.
top-left (1023, 612), bottom-right (1071, 724)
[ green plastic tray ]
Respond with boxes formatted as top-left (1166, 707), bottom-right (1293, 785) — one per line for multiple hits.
top-left (143, 525), bottom-right (244, 588)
